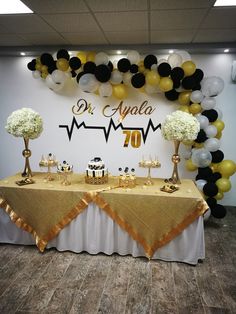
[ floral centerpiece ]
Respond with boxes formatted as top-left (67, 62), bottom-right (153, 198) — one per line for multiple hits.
top-left (6, 108), bottom-right (43, 177)
top-left (162, 110), bottom-right (200, 183)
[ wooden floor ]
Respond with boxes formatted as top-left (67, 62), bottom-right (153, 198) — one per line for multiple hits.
top-left (0, 207), bottom-right (235, 314)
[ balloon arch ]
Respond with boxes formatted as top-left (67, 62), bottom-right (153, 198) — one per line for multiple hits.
top-left (27, 49), bottom-right (236, 219)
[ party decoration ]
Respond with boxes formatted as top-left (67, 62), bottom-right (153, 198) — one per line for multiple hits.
top-left (6, 108), bottom-right (43, 177)
top-left (139, 156), bottom-right (161, 185)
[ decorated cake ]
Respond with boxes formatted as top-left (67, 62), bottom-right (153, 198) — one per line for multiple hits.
top-left (85, 157), bottom-right (108, 184)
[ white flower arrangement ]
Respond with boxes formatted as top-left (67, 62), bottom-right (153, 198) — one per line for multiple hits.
top-left (162, 110), bottom-right (200, 142)
top-left (5, 108), bottom-right (43, 139)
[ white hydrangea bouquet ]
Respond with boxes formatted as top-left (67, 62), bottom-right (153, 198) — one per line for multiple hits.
top-left (5, 108), bottom-right (43, 177)
top-left (161, 110), bottom-right (200, 184)
top-left (161, 110), bottom-right (200, 142)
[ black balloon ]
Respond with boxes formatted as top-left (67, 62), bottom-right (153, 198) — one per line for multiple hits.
top-left (131, 73), bottom-right (146, 88)
top-left (182, 76), bottom-right (197, 90)
top-left (47, 61), bottom-right (57, 74)
top-left (203, 182), bottom-right (218, 197)
top-left (202, 109), bottom-right (218, 122)
top-left (76, 71), bottom-right (85, 83)
top-left (71, 70), bottom-right (77, 78)
top-left (40, 53), bottom-right (54, 66)
top-left (192, 68), bottom-right (204, 82)
top-left (211, 150), bottom-right (224, 163)
top-left (130, 64), bottom-right (139, 73)
top-left (94, 64), bottom-right (111, 82)
top-left (158, 63), bottom-right (171, 77)
top-left (208, 172), bottom-right (222, 183)
top-left (27, 60), bottom-right (36, 71)
top-left (195, 129), bottom-right (208, 143)
top-left (69, 57), bottom-right (81, 70)
top-left (206, 197), bottom-right (217, 208)
top-left (211, 204), bottom-right (227, 219)
top-left (117, 58), bottom-right (131, 72)
top-left (172, 78), bottom-right (181, 89)
top-left (57, 49), bottom-right (70, 60)
top-left (171, 67), bottom-right (184, 81)
top-left (198, 167), bottom-right (213, 179)
top-left (192, 84), bottom-right (201, 91)
top-left (165, 89), bottom-right (179, 101)
top-left (144, 54), bottom-right (157, 69)
top-left (83, 61), bottom-right (96, 74)
top-left (107, 61), bottom-right (113, 71)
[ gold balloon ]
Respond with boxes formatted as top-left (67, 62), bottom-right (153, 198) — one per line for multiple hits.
top-left (35, 63), bottom-right (42, 71)
top-left (178, 91), bottom-right (191, 106)
top-left (159, 77), bottom-right (173, 92)
top-left (218, 160), bottom-right (236, 177)
top-left (216, 178), bottom-right (231, 192)
top-left (41, 72), bottom-right (48, 79)
top-left (178, 105), bottom-right (190, 113)
top-left (182, 61), bottom-right (196, 76)
top-left (183, 140), bottom-right (194, 146)
top-left (146, 70), bottom-right (160, 86)
top-left (189, 103), bottom-right (201, 114)
top-left (194, 142), bottom-right (204, 148)
top-left (210, 163), bottom-right (218, 172)
top-left (214, 191), bottom-right (224, 200)
top-left (87, 51), bottom-right (96, 62)
top-left (112, 84), bottom-right (128, 99)
top-left (138, 64), bottom-right (146, 73)
top-left (56, 58), bottom-right (69, 71)
top-left (185, 159), bottom-right (198, 171)
top-left (41, 65), bottom-right (48, 74)
top-left (211, 119), bottom-right (225, 132)
top-left (77, 51), bottom-right (87, 64)
top-left (215, 131), bottom-right (222, 139)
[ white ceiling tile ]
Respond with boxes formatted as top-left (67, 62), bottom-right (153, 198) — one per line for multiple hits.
top-left (201, 8), bottom-right (236, 29)
top-left (41, 13), bottom-right (100, 32)
top-left (151, 9), bottom-right (207, 30)
top-left (62, 32), bottom-right (108, 44)
top-left (0, 34), bottom-right (30, 46)
top-left (86, 0), bottom-right (147, 12)
top-left (95, 11), bottom-right (148, 31)
top-left (105, 31), bottom-right (148, 44)
top-left (150, 0), bottom-right (215, 10)
top-left (21, 33), bottom-right (69, 45)
top-left (194, 29), bottom-right (236, 43)
top-left (0, 15), bottom-right (55, 33)
top-left (22, 0), bottom-right (89, 13)
top-left (151, 30), bottom-right (195, 43)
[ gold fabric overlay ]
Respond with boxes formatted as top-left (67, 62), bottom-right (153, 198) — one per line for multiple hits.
top-left (0, 173), bottom-right (208, 257)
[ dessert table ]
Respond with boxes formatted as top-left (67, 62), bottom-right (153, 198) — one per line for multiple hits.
top-left (0, 173), bottom-right (208, 265)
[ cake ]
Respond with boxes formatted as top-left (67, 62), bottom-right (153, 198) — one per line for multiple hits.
top-left (85, 157), bottom-right (108, 184)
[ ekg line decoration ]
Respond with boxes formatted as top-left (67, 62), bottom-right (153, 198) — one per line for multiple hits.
top-left (59, 117), bottom-right (161, 142)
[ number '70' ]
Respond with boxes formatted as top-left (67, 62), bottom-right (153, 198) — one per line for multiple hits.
top-left (123, 130), bottom-right (142, 148)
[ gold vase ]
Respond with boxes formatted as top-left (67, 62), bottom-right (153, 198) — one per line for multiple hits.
top-left (22, 138), bottom-right (32, 177)
top-left (171, 140), bottom-right (181, 184)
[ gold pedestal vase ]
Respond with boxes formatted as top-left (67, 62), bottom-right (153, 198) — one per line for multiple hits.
top-left (171, 140), bottom-right (181, 184)
top-left (22, 138), bottom-right (32, 177)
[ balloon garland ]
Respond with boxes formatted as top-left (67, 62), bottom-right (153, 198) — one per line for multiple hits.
top-left (27, 49), bottom-right (236, 218)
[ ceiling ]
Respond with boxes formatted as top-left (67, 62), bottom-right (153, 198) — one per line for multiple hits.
top-left (0, 0), bottom-right (236, 56)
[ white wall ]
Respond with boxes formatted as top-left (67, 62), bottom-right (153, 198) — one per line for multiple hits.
top-left (0, 53), bottom-right (235, 205)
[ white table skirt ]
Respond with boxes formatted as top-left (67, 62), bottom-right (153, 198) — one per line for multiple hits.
top-left (0, 204), bottom-right (205, 265)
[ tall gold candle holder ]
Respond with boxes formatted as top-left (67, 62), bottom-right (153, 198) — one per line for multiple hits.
top-left (139, 156), bottom-right (161, 185)
top-left (22, 138), bottom-right (32, 177)
top-left (170, 140), bottom-right (181, 184)
top-left (39, 153), bottom-right (58, 181)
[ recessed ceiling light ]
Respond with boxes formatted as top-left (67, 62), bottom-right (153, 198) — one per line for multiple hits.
top-left (20, 52), bottom-right (26, 56)
top-left (169, 50), bottom-right (174, 54)
top-left (214, 0), bottom-right (236, 6)
top-left (0, 0), bottom-right (33, 14)
top-left (117, 51), bottom-right (122, 55)
top-left (224, 49), bottom-right (229, 53)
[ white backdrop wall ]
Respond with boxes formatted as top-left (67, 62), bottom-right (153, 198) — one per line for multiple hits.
top-left (0, 53), bottom-right (235, 205)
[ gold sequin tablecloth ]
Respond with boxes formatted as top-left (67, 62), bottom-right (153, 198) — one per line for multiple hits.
top-left (0, 173), bottom-right (208, 258)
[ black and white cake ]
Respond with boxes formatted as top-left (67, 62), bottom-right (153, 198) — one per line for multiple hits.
top-left (85, 157), bottom-right (108, 184)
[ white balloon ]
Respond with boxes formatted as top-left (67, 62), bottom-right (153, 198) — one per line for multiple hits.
top-left (182, 149), bottom-right (192, 160)
top-left (32, 70), bottom-right (41, 79)
top-left (158, 58), bottom-right (167, 65)
top-left (95, 52), bottom-right (109, 65)
top-left (174, 50), bottom-right (191, 62)
top-left (204, 125), bottom-right (217, 138)
top-left (215, 107), bottom-right (223, 119)
top-left (167, 53), bottom-right (182, 68)
top-left (192, 148), bottom-right (212, 167)
top-left (201, 97), bottom-right (216, 110)
top-left (46, 74), bottom-right (64, 92)
top-left (78, 73), bottom-right (99, 92)
top-left (201, 76), bottom-right (224, 97)
top-left (98, 82), bottom-right (112, 97)
top-left (123, 72), bottom-right (132, 86)
top-left (203, 209), bottom-right (211, 221)
top-left (204, 138), bottom-right (220, 152)
top-left (51, 70), bottom-right (67, 84)
top-left (144, 84), bottom-right (158, 94)
top-left (196, 115), bottom-right (209, 129)
top-left (190, 90), bottom-right (204, 103)
top-left (196, 179), bottom-right (207, 191)
top-left (110, 70), bottom-right (123, 85)
top-left (151, 64), bottom-right (158, 71)
top-left (127, 50), bottom-right (140, 64)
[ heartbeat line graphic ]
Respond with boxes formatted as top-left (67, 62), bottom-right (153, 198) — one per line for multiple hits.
top-left (59, 117), bottom-right (161, 142)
